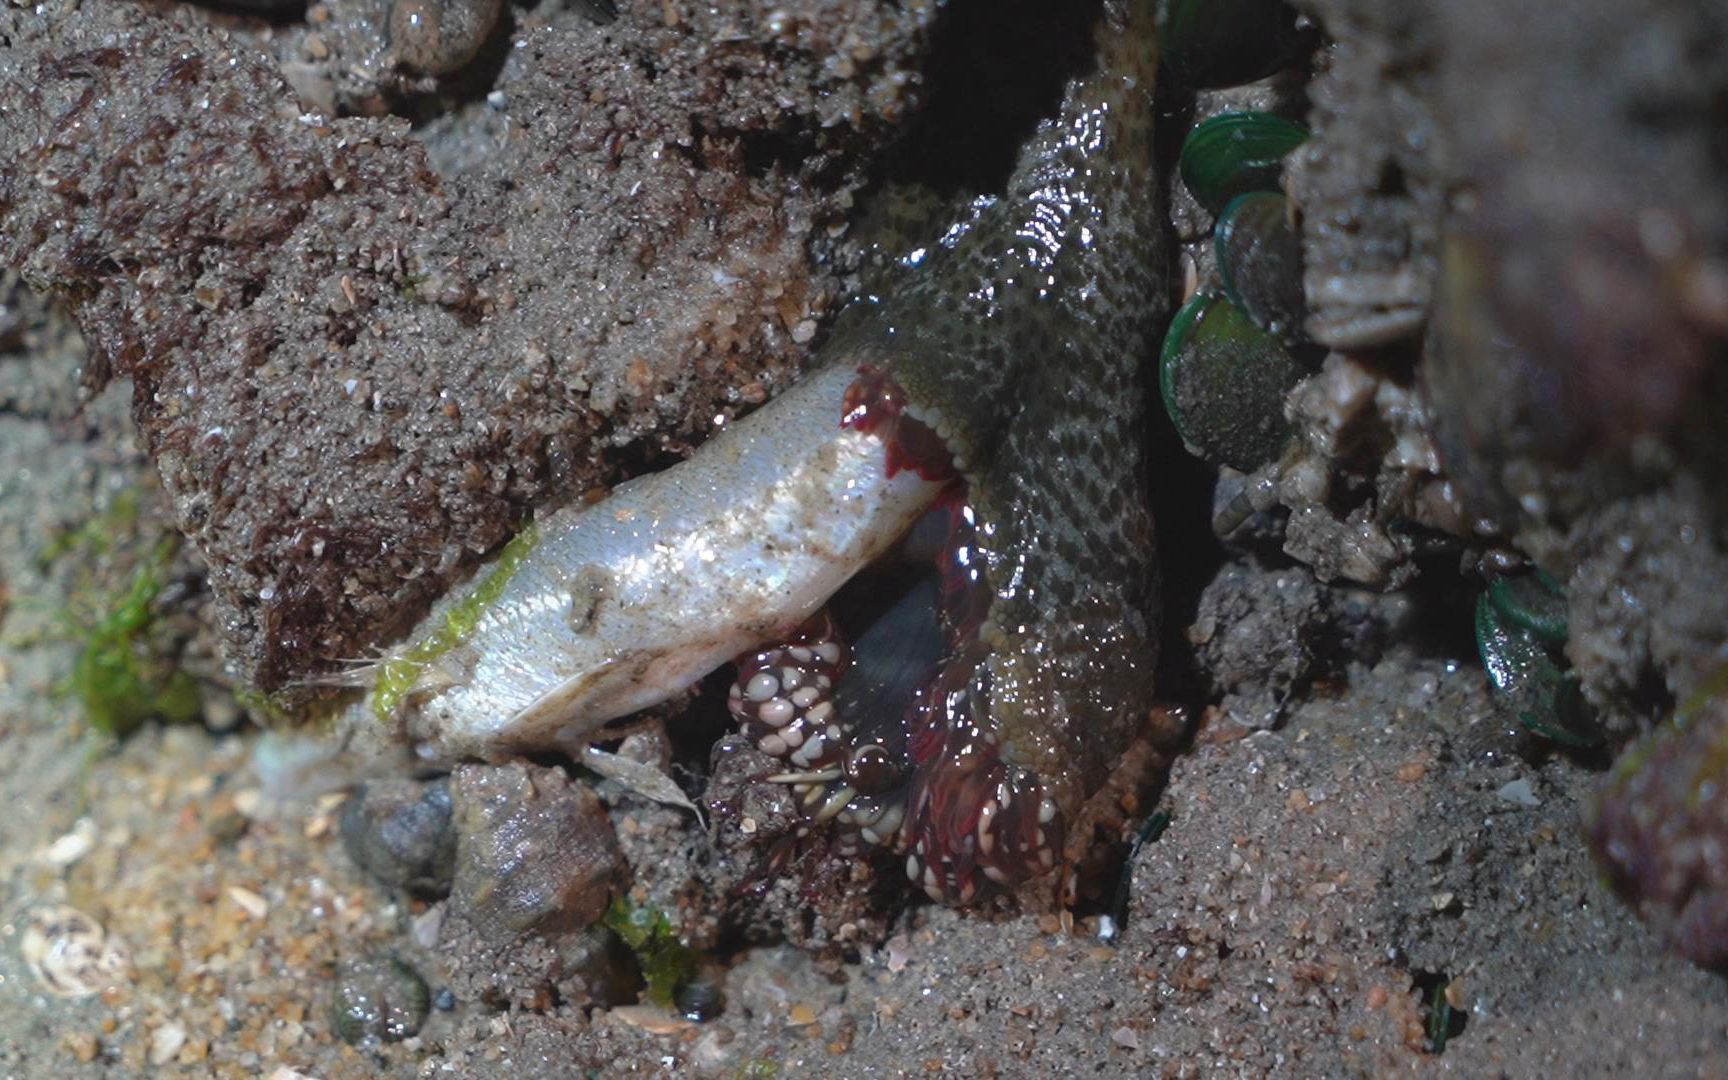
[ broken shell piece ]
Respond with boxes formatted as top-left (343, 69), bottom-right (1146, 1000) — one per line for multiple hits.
top-left (39, 818), bottom-right (97, 867)
top-left (20, 905), bottom-right (130, 998)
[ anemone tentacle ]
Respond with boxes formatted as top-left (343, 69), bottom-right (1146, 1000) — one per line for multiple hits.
top-left (727, 0), bottom-right (1165, 903)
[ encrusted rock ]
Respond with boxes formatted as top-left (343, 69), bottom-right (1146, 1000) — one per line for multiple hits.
top-left (436, 762), bottom-right (633, 1010)
top-left (448, 762), bottom-right (623, 938)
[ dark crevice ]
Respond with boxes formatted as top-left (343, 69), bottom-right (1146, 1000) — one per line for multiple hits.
top-left (877, 0), bottom-right (1106, 197)
top-left (398, 9), bottom-right (520, 129)
top-left (1409, 968), bottom-right (1469, 1053)
top-left (189, 0), bottom-right (309, 27)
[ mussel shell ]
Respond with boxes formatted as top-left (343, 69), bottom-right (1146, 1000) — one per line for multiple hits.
top-left (1179, 112), bottom-right (1309, 215)
top-left (1158, 0), bottom-right (1316, 89)
top-left (1486, 571), bottom-right (1568, 648)
top-left (1216, 191), bottom-right (1306, 343)
top-left (675, 977), bottom-right (725, 1022)
top-left (1474, 592), bottom-right (1600, 746)
top-left (1159, 292), bottom-right (1300, 473)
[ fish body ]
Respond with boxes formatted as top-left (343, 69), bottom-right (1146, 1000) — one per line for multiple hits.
top-left (348, 359), bottom-right (945, 762)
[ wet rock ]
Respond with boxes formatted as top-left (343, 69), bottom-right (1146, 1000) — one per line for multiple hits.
top-left (1188, 560), bottom-right (1400, 730)
top-left (330, 953), bottom-right (431, 1046)
top-left (1189, 562), bottom-right (1328, 729)
top-left (340, 776), bottom-right (457, 899)
top-left (448, 762), bottom-right (623, 938)
top-left (388, 0), bottom-right (505, 76)
top-left (1590, 698), bottom-right (1728, 969)
top-left (429, 763), bottom-right (634, 1011)
top-left (0, 0), bottom-right (937, 694)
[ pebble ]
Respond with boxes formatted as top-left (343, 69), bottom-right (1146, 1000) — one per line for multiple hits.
top-left (149, 1021), bottom-right (188, 1066)
top-left (67, 1032), bottom-right (99, 1064)
top-left (201, 692), bottom-right (244, 734)
top-left (883, 935), bottom-right (912, 973)
top-left (206, 809), bottom-right (250, 846)
top-left (226, 885), bottom-right (269, 920)
top-left (676, 977), bottom-right (725, 1021)
top-left (609, 1004), bottom-right (695, 1036)
top-left (40, 818), bottom-right (97, 866)
top-left (330, 953), bottom-right (432, 1046)
top-left (1497, 778), bottom-right (1541, 807)
top-left (410, 903), bottom-right (446, 949)
top-left (340, 776), bottom-right (457, 899)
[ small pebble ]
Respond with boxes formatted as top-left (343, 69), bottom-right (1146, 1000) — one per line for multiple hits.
top-left (149, 1022), bottom-right (187, 1066)
top-left (226, 886), bottom-right (269, 920)
top-left (206, 810), bottom-right (250, 846)
top-left (1497, 778), bottom-right (1541, 807)
top-left (609, 1005), bottom-right (694, 1035)
top-left (884, 935), bottom-right (911, 973)
top-left (411, 903), bottom-right (446, 949)
top-left (41, 818), bottom-right (97, 867)
top-left (201, 693), bottom-right (244, 734)
top-left (340, 777), bottom-right (457, 899)
top-left (675, 977), bottom-right (724, 1022)
top-left (20, 906), bottom-right (130, 998)
top-left (67, 1032), bottom-right (99, 1064)
top-left (330, 954), bottom-right (431, 1045)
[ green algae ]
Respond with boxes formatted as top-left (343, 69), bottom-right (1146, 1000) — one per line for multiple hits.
top-left (603, 897), bottom-right (697, 1009)
top-left (371, 523), bottom-right (540, 724)
top-left (58, 528), bottom-right (203, 736)
top-left (36, 487), bottom-right (142, 569)
top-left (234, 686), bottom-right (296, 726)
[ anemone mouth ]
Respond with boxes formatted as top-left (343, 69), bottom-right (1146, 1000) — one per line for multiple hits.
top-left (726, 480), bottom-right (1069, 905)
top-left (728, 570), bottom-right (946, 854)
top-left (726, 361), bottom-right (1072, 904)
top-left (842, 365), bottom-right (961, 482)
